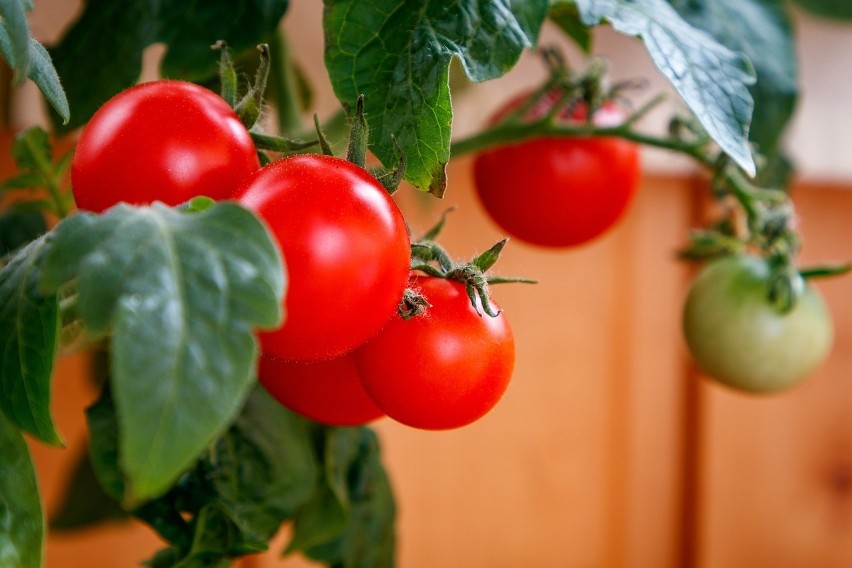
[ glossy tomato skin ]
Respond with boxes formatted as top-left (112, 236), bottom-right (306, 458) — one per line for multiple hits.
top-left (72, 80), bottom-right (259, 213)
top-left (683, 255), bottom-right (833, 393)
top-left (355, 276), bottom-right (514, 430)
top-left (233, 154), bottom-right (410, 361)
top-left (258, 352), bottom-right (384, 426)
top-left (473, 97), bottom-right (640, 247)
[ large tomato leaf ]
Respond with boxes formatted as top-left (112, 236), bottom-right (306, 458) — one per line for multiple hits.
top-left (323, 0), bottom-right (548, 196)
top-left (0, 236), bottom-right (61, 446)
top-left (574, 0), bottom-right (757, 176)
top-left (668, 0), bottom-right (797, 157)
top-left (87, 386), bottom-right (318, 565)
top-left (48, 0), bottom-right (288, 132)
top-left (288, 426), bottom-right (396, 567)
top-left (40, 202), bottom-right (286, 501)
top-left (0, 411), bottom-right (44, 568)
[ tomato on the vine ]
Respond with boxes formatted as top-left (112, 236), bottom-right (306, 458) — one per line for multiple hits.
top-left (233, 154), bottom-right (410, 362)
top-left (473, 93), bottom-right (640, 248)
top-left (355, 275), bottom-right (514, 430)
top-left (72, 80), bottom-right (259, 213)
top-left (258, 352), bottom-right (384, 426)
top-left (682, 255), bottom-right (833, 393)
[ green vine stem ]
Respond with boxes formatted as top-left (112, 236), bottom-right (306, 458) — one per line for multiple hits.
top-left (268, 29), bottom-right (305, 137)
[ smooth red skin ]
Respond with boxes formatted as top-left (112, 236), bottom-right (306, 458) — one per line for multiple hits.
top-left (355, 276), bottom-right (514, 430)
top-left (259, 352), bottom-right (384, 426)
top-left (233, 154), bottom-right (410, 361)
top-left (473, 98), bottom-right (640, 248)
top-left (72, 80), bottom-right (259, 212)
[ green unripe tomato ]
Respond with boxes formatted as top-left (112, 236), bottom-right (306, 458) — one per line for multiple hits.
top-left (682, 255), bottom-right (833, 393)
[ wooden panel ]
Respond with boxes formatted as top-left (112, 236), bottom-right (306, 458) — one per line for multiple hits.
top-left (697, 184), bottom-right (852, 568)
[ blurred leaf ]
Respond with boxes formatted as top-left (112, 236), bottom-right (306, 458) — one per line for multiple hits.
top-left (668, 0), bottom-right (797, 156)
top-left (0, 236), bottom-right (61, 445)
top-left (0, 411), bottom-right (44, 568)
top-left (323, 0), bottom-right (548, 196)
top-left (576, 0), bottom-right (757, 175)
top-left (41, 202), bottom-right (285, 501)
top-left (549, 2), bottom-right (593, 53)
top-left (49, 0), bottom-right (289, 132)
top-left (0, 30), bottom-right (69, 122)
top-left (0, 209), bottom-right (45, 255)
top-left (0, 0), bottom-right (31, 80)
top-left (50, 447), bottom-right (129, 530)
top-left (792, 0), bottom-right (852, 20)
top-left (289, 427), bottom-right (396, 567)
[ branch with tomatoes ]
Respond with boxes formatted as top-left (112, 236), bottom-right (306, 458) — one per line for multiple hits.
top-left (1, 1), bottom-right (851, 567)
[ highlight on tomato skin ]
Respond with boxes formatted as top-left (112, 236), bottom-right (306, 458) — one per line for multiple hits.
top-left (258, 352), bottom-right (385, 427)
top-left (72, 80), bottom-right (260, 213)
top-left (232, 153), bottom-right (411, 362)
top-left (472, 93), bottom-right (640, 248)
top-left (354, 276), bottom-right (515, 431)
top-left (682, 254), bottom-right (834, 394)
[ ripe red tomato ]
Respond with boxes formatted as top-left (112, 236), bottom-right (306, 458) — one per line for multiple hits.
top-left (258, 352), bottom-right (384, 426)
top-left (473, 94), bottom-right (640, 247)
top-left (682, 255), bottom-right (833, 393)
top-left (355, 276), bottom-right (514, 430)
top-left (233, 154), bottom-right (410, 361)
top-left (72, 80), bottom-right (259, 213)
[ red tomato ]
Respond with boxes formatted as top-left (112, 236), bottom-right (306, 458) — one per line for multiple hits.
top-left (258, 352), bottom-right (384, 426)
top-left (473, 94), bottom-right (640, 247)
top-left (355, 276), bottom-right (514, 430)
top-left (72, 80), bottom-right (259, 212)
top-left (233, 154), bottom-right (410, 361)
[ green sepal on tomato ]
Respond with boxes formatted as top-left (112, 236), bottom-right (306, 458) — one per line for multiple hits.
top-left (355, 275), bottom-right (515, 430)
top-left (233, 154), bottom-right (410, 362)
top-left (72, 80), bottom-right (260, 212)
top-left (682, 254), bottom-right (833, 393)
top-left (473, 92), bottom-right (640, 248)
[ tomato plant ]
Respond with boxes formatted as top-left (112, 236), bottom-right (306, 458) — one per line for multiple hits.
top-left (1, 1), bottom-right (850, 567)
top-left (356, 276), bottom-right (515, 430)
top-left (472, 94), bottom-right (640, 248)
top-left (232, 154), bottom-right (410, 361)
top-left (258, 352), bottom-right (384, 426)
top-left (682, 255), bottom-right (833, 393)
top-left (72, 80), bottom-right (259, 212)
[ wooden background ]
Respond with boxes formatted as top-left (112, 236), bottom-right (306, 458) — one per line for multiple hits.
top-left (24, 157), bottom-right (852, 567)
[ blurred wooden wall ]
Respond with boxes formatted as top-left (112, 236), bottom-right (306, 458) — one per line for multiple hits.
top-left (22, 156), bottom-right (852, 567)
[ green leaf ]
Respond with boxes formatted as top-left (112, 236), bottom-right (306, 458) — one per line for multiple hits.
top-left (206, 388), bottom-right (318, 546)
top-left (0, 0), bottom-right (31, 80)
top-left (50, 447), bottom-right (129, 531)
top-left (668, 0), bottom-right (797, 156)
top-left (296, 427), bottom-right (396, 568)
top-left (0, 209), bottom-right (45, 255)
top-left (0, 30), bottom-right (69, 123)
top-left (323, 0), bottom-right (549, 196)
top-left (48, 0), bottom-right (289, 132)
top-left (0, 411), bottom-right (44, 568)
top-left (549, 2), bottom-right (592, 53)
top-left (0, 236), bottom-right (61, 446)
top-left (575, 0), bottom-right (757, 175)
top-left (12, 126), bottom-right (51, 171)
top-left (41, 202), bottom-right (286, 501)
top-left (793, 0), bottom-right (852, 20)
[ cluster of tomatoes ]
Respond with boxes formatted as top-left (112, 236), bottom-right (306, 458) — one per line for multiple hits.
top-left (70, 79), bottom-right (514, 430)
top-left (472, 88), bottom-right (833, 394)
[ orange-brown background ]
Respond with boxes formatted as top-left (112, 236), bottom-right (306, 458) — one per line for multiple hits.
top-left (10, 1), bottom-right (852, 567)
